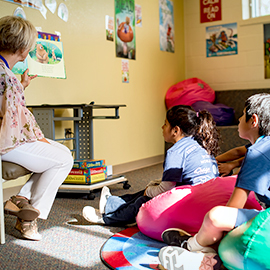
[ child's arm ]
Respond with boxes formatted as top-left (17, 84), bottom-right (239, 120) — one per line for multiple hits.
top-left (216, 146), bottom-right (247, 163)
top-left (144, 181), bottom-right (176, 198)
top-left (218, 157), bottom-right (245, 176)
top-left (226, 187), bottom-right (250, 208)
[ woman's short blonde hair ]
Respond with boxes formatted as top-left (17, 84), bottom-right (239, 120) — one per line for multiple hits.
top-left (0, 15), bottom-right (37, 53)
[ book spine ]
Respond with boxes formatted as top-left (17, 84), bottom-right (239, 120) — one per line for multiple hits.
top-left (64, 175), bottom-right (86, 184)
top-left (73, 159), bottom-right (105, 169)
top-left (69, 169), bottom-right (84, 175)
top-left (90, 167), bottom-right (107, 177)
top-left (68, 167), bottom-right (107, 176)
top-left (90, 173), bottom-right (106, 184)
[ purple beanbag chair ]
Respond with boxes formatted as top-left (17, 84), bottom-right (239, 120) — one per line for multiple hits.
top-left (136, 176), bottom-right (263, 241)
top-left (191, 101), bottom-right (235, 126)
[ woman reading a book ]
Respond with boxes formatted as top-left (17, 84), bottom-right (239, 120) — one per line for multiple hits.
top-left (82, 105), bottom-right (220, 226)
top-left (0, 16), bottom-right (73, 240)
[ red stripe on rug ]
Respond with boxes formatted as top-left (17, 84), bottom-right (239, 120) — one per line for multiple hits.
top-left (114, 226), bottom-right (139, 238)
top-left (102, 251), bottom-right (132, 268)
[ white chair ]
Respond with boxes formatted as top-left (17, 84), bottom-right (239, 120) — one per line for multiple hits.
top-left (0, 157), bottom-right (31, 244)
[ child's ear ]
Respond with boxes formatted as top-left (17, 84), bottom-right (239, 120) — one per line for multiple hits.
top-left (173, 126), bottom-right (180, 135)
top-left (251, 114), bottom-right (259, 127)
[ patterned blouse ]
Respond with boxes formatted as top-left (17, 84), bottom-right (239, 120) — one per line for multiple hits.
top-left (0, 62), bottom-right (44, 154)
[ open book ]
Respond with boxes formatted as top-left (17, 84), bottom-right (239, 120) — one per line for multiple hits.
top-left (12, 31), bottom-right (66, 79)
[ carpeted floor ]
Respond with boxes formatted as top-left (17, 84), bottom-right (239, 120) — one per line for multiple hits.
top-left (0, 163), bottom-right (163, 270)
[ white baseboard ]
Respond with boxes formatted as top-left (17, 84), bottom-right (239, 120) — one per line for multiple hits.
top-left (113, 155), bottom-right (164, 175)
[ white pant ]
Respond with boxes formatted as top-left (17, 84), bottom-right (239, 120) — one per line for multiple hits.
top-left (2, 139), bottom-right (73, 219)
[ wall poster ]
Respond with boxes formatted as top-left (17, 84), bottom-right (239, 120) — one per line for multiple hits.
top-left (135, 4), bottom-right (142, 27)
top-left (159, 0), bottom-right (175, 53)
top-left (1, 0), bottom-right (42, 9)
top-left (115, 0), bottom-right (136, 60)
top-left (200, 0), bottom-right (222, 23)
top-left (264, 24), bottom-right (270, 79)
top-left (206, 23), bottom-right (238, 57)
top-left (106, 15), bottom-right (114, 41)
top-left (121, 59), bottom-right (129, 83)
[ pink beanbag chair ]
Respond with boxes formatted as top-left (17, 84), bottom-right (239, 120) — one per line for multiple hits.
top-left (136, 176), bottom-right (263, 241)
top-left (165, 77), bottom-right (215, 109)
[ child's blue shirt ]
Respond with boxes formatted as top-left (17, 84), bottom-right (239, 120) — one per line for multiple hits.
top-left (236, 136), bottom-right (270, 208)
top-left (162, 136), bottom-right (218, 186)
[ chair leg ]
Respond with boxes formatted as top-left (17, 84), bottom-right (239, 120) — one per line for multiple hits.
top-left (0, 156), bottom-right (5, 244)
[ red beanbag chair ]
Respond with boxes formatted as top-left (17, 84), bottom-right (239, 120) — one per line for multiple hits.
top-left (136, 176), bottom-right (263, 241)
top-left (165, 77), bottom-right (215, 109)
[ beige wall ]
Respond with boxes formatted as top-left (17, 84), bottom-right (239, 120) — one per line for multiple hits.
top-left (184, 0), bottom-right (270, 91)
top-left (0, 1), bottom-right (185, 170)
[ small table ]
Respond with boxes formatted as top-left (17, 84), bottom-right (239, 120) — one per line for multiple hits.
top-left (29, 103), bottom-right (126, 159)
top-left (29, 103), bottom-right (129, 199)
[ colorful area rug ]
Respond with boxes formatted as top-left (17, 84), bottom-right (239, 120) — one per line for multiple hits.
top-left (100, 226), bottom-right (167, 270)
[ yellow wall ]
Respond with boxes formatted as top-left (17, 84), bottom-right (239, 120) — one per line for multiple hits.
top-left (0, 1), bottom-right (185, 168)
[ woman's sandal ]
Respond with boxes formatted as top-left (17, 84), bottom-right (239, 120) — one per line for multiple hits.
top-left (4, 196), bottom-right (40, 220)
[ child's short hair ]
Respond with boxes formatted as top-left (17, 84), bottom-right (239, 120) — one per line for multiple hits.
top-left (245, 93), bottom-right (270, 136)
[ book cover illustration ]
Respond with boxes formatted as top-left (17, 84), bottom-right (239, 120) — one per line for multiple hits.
top-left (12, 31), bottom-right (66, 79)
top-left (159, 0), bottom-right (175, 53)
top-left (115, 0), bottom-right (136, 60)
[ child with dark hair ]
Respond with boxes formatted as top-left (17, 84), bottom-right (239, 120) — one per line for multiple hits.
top-left (159, 93), bottom-right (270, 270)
top-left (82, 105), bottom-right (220, 226)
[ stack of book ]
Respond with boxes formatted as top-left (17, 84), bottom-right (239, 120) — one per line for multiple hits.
top-left (64, 159), bottom-right (107, 184)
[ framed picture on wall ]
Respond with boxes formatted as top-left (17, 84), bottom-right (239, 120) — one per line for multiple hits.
top-left (206, 23), bottom-right (238, 58)
top-left (264, 24), bottom-right (270, 79)
top-left (115, 0), bottom-right (136, 60)
top-left (159, 0), bottom-right (175, 53)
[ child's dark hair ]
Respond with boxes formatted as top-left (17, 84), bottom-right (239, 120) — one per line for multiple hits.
top-left (166, 105), bottom-right (220, 156)
top-left (245, 93), bottom-right (270, 136)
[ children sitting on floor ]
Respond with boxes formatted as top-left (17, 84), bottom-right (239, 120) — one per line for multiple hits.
top-left (82, 105), bottom-right (220, 226)
top-left (159, 93), bottom-right (270, 270)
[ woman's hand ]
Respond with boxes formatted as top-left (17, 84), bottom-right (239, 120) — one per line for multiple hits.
top-left (21, 69), bottom-right (37, 89)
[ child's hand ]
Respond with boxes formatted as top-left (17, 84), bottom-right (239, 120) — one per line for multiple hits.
top-left (143, 187), bottom-right (148, 196)
top-left (146, 179), bottom-right (161, 187)
top-left (21, 69), bottom-right (37, 89)
top-left (218, 162), bottom-right (235, 177)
